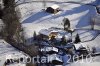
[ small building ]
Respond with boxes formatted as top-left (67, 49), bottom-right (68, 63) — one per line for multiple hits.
top-left (46, 4), bottom-right (60, 14)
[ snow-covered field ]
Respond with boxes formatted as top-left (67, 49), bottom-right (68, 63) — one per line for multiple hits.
top-left (17, 0), bottom-right (98, 39)
top-left (17, 0), bottom-right (100, 45)
top-left (15, 0), bottom-right (100, 66)
top-left (0, 39), bottom-right (29, 66)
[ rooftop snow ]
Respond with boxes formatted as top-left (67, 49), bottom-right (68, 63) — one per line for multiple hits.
top-left (50, 4), bottom-right (59, 9)
top-left (40, 47), bottom-right (58, 52)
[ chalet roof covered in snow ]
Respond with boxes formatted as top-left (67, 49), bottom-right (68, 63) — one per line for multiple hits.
top-left (39, 29), bottom-right (51, 36)
top-left (50, 4), bottom-right (59, 9)
top-left (39, 29), bottom-right (58, 36)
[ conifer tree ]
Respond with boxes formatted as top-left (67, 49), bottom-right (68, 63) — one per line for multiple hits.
top-left (74, 33), bottom-right (81, 44)
top-left (33, 31), bottom-right (37, 40)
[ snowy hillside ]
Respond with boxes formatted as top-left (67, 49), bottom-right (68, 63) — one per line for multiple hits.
top-left (0, 39), bottom-right (29, 66)
top-left (14, 0), bottom-right (100, 66)
top-left (17, 0), bottom-right (98, 39)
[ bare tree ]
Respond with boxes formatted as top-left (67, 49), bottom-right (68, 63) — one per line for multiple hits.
top-left (2, 0), bottom-right (21, 43)
top-left (63, 18), bottom-right (70, 31)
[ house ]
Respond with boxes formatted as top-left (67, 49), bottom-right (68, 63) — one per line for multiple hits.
top-left (49, 31), bottom-right (58, 39)
top-left (39, 29), bottom-right (71, 43)
top-left (46, 4), bottom-right (60, 14)
top-left (39, 29), bottom-right (58, 40)
top-left (0, 39), bottom-right (30, 66)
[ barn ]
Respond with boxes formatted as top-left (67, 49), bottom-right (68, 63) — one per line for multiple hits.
top-left (46, 4), bottom-right (60, 14)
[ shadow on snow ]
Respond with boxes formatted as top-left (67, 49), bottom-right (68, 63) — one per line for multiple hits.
top-left (23, 11), bottom-right (50, 23)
